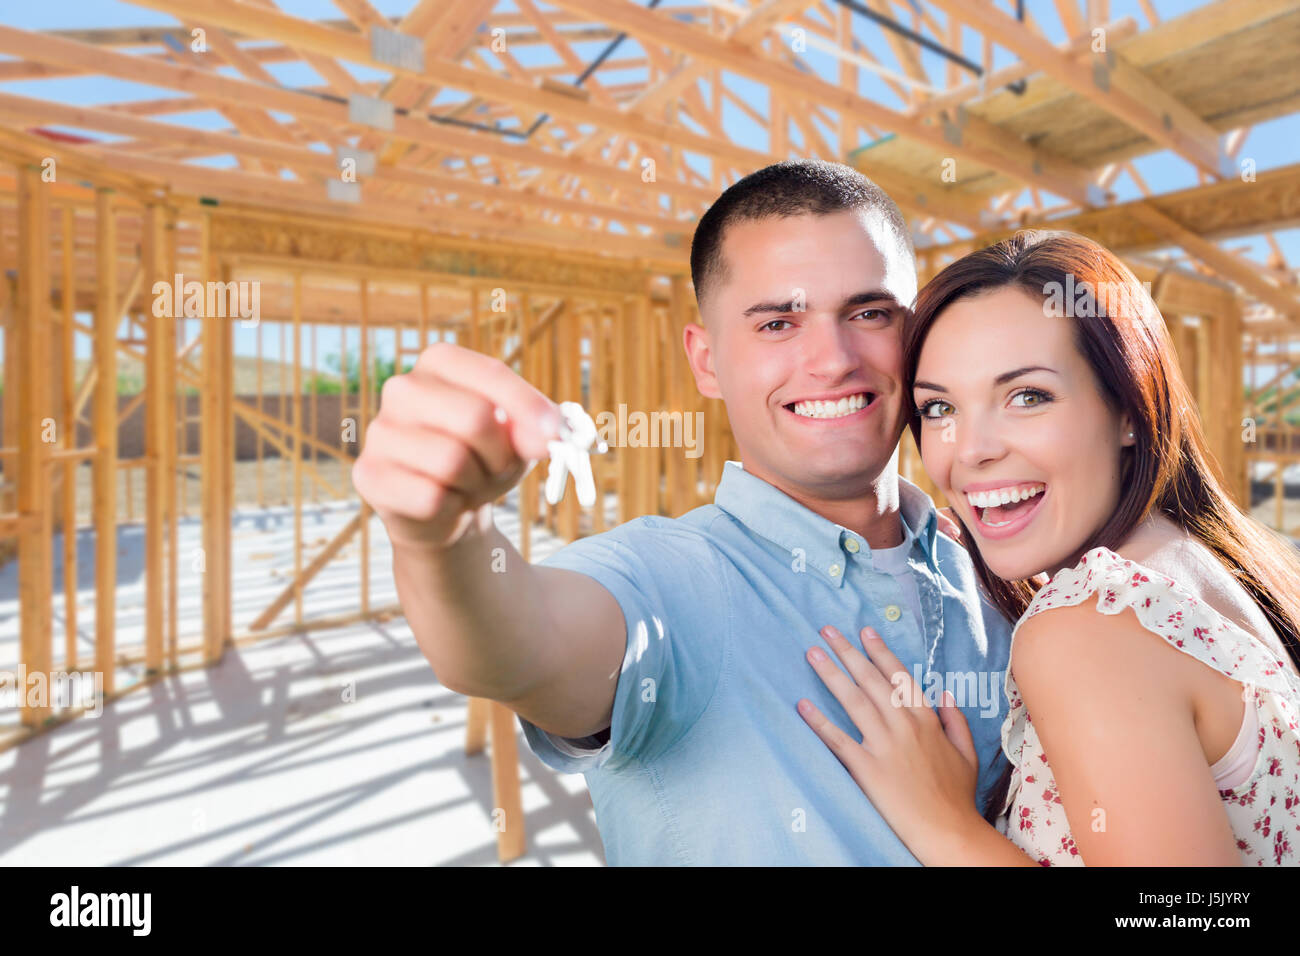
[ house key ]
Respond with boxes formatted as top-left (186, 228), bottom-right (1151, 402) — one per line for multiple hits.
top-left (544, 401), bottom-right (607, 507)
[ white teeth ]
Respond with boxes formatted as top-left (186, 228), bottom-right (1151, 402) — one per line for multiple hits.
top-left (791, 393), bottom-right (868, 419)
top-left (965, 483), bottom-right (1045, 510)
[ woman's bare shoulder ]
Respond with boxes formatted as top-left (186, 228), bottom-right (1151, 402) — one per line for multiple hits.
top-left (1012, 596), bottom-right (1178, 692)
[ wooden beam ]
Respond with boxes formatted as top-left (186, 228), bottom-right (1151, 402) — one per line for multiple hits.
top-left (59, 204), bottom-right (78, 671)
top-left (231, 404), bottom-right (345, 498)
top-left (488, 700), bottom-right (527, 861)
top-left (928, 162), bottom-right (1300, 265)
top-left (728, 0), bottom-right (810, 45)
top-left (292, 271), bottom-right (304, 626)
top-left (198, 212), bottom-right (225, 661)
top-left (143, 206), bottom-right (166, 674)
top-left (120, 1), bottom-right (769, 168)
top-left (0, 92), bottom-right (688, 235)
top-left (15, 164), bottom-right (53, 727)
top-left (0, 23), bottom-right (717, 209)
top-left (331, 0), bottom-right (391, 32)
top-left (543, 0), bottom-right (1101, 206)
top-left (1130, 203), bottom-right (1300, 322)
top-left (502, 299), bottom-right (565, 367)
top-left (231, 394), bottom-right (355, 471)
top-left (247, 510), bottom-right (366, 631)
top-left (78, 145), bottom-right (684, 261)
top-left (911, 16), bottom-right (1140, 120)
top-left (359, 278), bottom-right (370, 617)
top-left (158, 209), bottom-right (177, 667)
top-left (928, 0), bottom-right (1228, 177)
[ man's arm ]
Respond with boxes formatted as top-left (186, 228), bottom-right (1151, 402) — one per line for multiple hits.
top-left (391, 521), bottom-right (627, 739)
top-left (352, 343), bottom-right (626, 740)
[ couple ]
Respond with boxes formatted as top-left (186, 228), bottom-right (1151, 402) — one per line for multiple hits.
top-left (353, 159), bottom-right (1300, 866)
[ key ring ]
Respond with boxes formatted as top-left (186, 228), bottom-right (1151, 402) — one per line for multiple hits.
top-left (544, 401), bottom-right (607, 507)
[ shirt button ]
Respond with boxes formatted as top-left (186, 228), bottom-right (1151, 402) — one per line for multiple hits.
top-left (844, 537), bottom-right (860, 553)
top-left (884, 604), bottom-right (902, 622)
top-left (828, 563), bottom-right (842, 577)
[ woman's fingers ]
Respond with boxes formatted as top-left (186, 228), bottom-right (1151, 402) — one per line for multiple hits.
top-left (857, 626), bottom-right (935, 721)
top-left (936, 506), bottom-right (965, 546)
top-left (804, 638), bottom-right (888, 742)
top-left (939, 689), bottom-right (979, 767)
top-left (819, 625), bottom-right (893, 703)
top-left (796, 698), bottom-right (874, 779)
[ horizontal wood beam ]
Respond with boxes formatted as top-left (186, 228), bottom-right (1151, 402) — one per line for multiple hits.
top-left (930, 0), bottom-right (1230, 178)
top-left (1129, 203), bottom-right (1300, 323)
top-left (73, 144), bottom-right (683, 260)
top-left (928, 162), bottom-right (1300, 265)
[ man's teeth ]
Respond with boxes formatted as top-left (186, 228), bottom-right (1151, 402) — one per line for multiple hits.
top-left (791, 393), bottom-right (869, 419)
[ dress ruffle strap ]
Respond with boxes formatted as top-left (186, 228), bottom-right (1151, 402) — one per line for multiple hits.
top-left (998, 545), bottom-right (1300, 818)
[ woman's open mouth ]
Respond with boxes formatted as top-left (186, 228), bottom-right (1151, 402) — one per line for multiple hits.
top-left (964, 482), bottom-right (1047, 541)
top-left (783, 392), bottom-right (877, 422)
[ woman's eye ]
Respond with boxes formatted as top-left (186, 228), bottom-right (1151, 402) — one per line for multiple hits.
top-left (916, 399), bottom-right (953, 420)
top-left (1010, 388), bottom-right (1052, 408)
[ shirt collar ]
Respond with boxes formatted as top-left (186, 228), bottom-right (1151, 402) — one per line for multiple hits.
top-left (897, 472), bottom-right (940, 567)
top-left (713, 460), bottom-right (940, 588)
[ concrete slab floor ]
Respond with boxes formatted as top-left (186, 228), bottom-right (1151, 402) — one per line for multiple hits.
top-left (0, 489), bottom-right (610, 866)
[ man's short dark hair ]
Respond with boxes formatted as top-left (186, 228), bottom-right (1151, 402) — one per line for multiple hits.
top-left (689, 159), bottom-right (913, 309)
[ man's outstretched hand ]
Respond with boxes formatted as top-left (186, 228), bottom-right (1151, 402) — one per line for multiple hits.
top-left (351, 343), bottom-right (563, 552)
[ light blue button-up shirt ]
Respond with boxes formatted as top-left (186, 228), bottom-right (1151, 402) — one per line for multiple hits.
top-left (518, 460), bottom-right (1013, 865)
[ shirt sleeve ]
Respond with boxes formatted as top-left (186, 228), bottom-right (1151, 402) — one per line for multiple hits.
top-left (516, 517), bottom-right (729, 774)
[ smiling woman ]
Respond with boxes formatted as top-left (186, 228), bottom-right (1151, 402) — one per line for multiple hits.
top-left (909, 284), bottom-right (1135, 567)
top-left (898, 230), bottom-right (1300, 857)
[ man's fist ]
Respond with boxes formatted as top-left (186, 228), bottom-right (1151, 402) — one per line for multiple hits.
top-left (350, 342), bottom-right (562, 551)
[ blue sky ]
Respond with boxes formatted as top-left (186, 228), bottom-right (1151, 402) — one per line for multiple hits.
top-left (2, 0), bottom-right (1297, 371)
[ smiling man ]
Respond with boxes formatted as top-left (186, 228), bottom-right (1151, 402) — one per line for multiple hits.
top-left (353, 158), bottom-right (1014, 866)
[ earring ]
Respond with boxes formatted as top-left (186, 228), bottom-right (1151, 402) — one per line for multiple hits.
top-left (1127, 431), bottom-right (1134, 440)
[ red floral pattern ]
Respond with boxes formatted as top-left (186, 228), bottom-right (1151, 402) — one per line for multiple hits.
top-left (995, 546), bottom-right (1300, 866)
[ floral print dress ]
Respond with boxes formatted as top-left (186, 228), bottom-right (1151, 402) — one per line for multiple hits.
top-left (995, 546), bottom-right (1300, 865)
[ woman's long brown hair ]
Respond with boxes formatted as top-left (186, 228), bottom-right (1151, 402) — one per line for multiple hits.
top-left (902, 230), bottom-right (1300, 824)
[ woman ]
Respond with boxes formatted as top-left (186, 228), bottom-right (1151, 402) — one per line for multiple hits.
top-left (795, 230), bottom-right (1300, 865)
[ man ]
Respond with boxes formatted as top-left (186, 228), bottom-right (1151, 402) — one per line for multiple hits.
top-left (352, 159), bottom-right (1013, 865)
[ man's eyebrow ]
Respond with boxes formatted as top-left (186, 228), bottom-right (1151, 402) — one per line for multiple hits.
top-left (913, 365), bottom-right (1059, 392)
top-left (740, 289), bottom-right (901, 317)
top-left (841, 289), bottom-right (900, 310)
top-left (742, 299), bottom-right (798, 316)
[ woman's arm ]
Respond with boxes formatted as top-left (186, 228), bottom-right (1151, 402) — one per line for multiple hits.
top-left (933, 813), bottom-right (1044, 866)
top-left (798, 605), bottom-right (1244, 866)
top-left (1009, 601), bottom-right (1243, 865)
top-left (799, 626), bottom-right (1042, 866)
